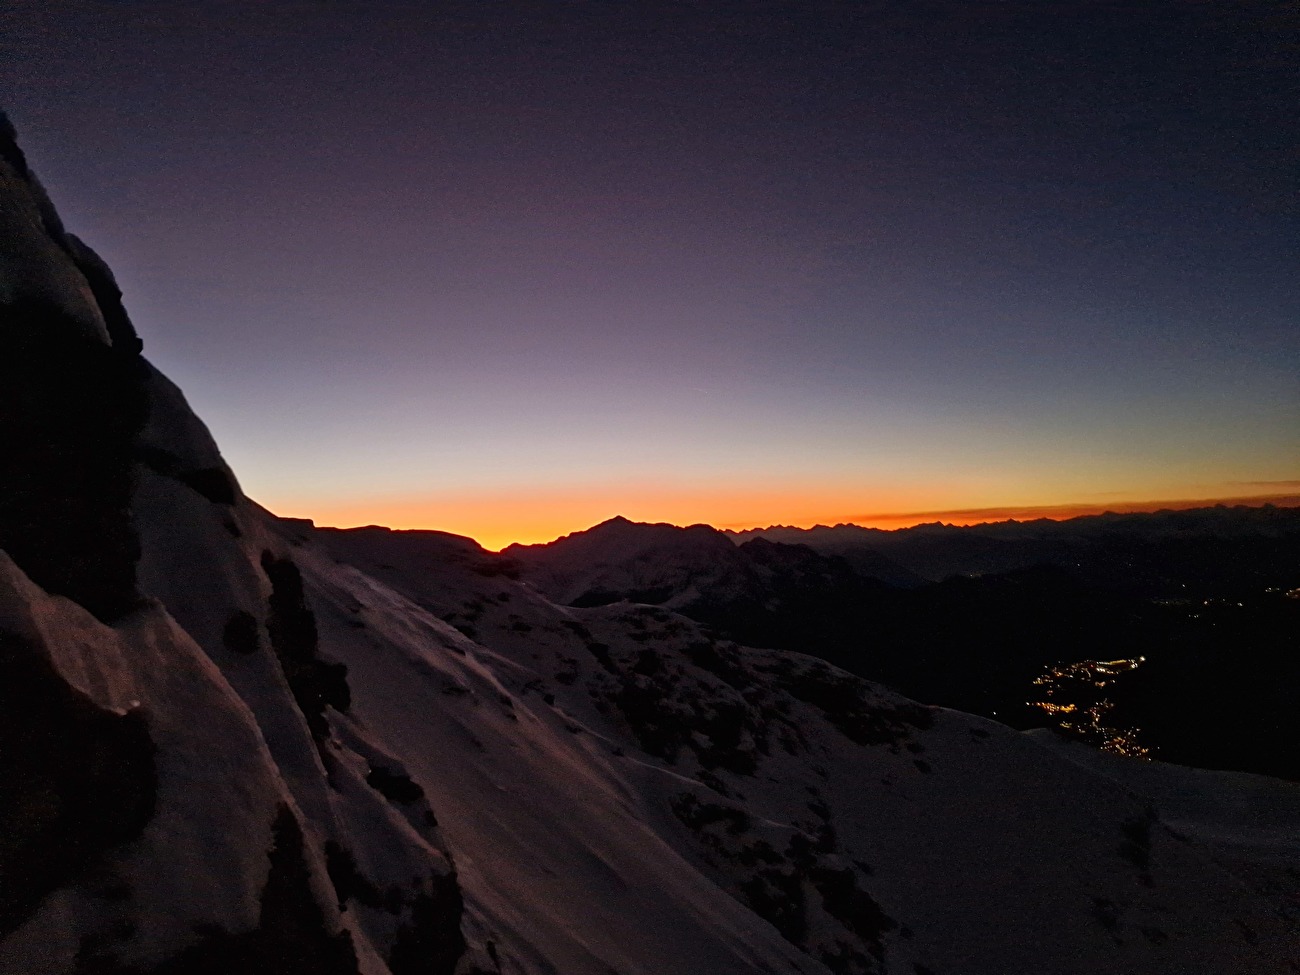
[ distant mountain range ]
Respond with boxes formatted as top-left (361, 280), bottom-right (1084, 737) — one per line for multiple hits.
top-left (503, 509), bottom-right (1300, 779)
top-left (3, 111), bottom-right (1298, 974)
top-left (729, 504), bottom-right (1300, 595)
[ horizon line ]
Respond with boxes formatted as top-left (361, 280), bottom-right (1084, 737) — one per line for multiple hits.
top-left (747, 492), bottom-right (1300, 533)
top-left (304, 491), bottom-right (1300, 551)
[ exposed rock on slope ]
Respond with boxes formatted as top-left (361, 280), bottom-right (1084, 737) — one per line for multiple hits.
top-left (2, 114), bottom-right (1298, 975)
top-left (0, 113), bottom-right (465, 975)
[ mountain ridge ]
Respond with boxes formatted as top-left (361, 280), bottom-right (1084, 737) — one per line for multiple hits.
top-left (498, 511), bottom-right (1300, 780)
top-left (725, 499), bottom-right (1300, 540)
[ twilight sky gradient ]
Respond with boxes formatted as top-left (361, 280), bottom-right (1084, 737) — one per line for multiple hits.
top-left (5, 1), bottom-right (1297, 548)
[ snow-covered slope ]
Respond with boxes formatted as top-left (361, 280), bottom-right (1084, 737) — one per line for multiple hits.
top-left (312, 524), bottom-right (1300, 974)
top-left (2, 114), bottom-right (1297, 975)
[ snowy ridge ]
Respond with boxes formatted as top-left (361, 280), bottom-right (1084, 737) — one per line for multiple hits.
top-left (1, 113), bottom-right (1298, 975)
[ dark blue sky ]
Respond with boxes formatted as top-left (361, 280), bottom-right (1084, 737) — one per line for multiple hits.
top-left (5, 1), bottom-right (1297, 545)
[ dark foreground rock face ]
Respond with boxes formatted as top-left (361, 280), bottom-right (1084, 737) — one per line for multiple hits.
top-left (0, 114), bottom-right (467, 975)
top-left (0, 628), bottom-right (156, 939)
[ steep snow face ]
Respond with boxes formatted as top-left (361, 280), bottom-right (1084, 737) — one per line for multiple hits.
top-left (0, 116), bottom-right (465, 975)
top-left (0, 116), bottom-right (108, 344)
top-left (0, 112), bottom-right (150, 623)
top-left (0, 552), bottom-right (320, 975)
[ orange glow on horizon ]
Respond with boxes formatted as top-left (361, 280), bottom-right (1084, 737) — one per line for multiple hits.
top-left (268, 485), bottom-right (1300, 551)
top-left (820, 494), bottom-right (1300, 532)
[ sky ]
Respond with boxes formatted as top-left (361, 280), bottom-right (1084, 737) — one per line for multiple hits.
top-left (4, 1), bottom-right (1297, 548)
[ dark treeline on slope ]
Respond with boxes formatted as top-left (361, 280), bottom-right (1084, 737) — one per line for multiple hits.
top-left (502, 506), bottom-right (1300, 780)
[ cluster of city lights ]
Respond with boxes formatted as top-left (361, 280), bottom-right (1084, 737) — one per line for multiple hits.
top-left (1029, 657), bottom-right (1152, 759)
